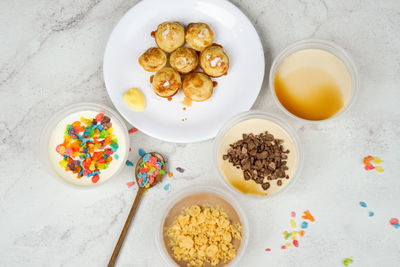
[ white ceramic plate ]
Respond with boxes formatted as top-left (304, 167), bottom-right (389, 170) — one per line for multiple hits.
top-left (103, 0), bottom-right (264, 143)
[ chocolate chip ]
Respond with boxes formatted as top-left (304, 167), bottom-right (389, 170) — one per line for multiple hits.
top-left (262, 182), bottom-right (270, 190)
top-left (222, 130), bottom-right (291, 192)
top-left (277, 180), bottom-right (282, 186)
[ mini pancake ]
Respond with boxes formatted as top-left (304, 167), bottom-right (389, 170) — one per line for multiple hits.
top-left (154, 22), bottom-right (185, 53)
top-left (182, 72), bottom-right (214, 102)
top-left (199, 44), bottom-right (229, 77)
top-left (185, 23), bottom-right (214, 51)
top-left (152, 67), bottom-right (182, 98)
top-left (169, 47), bottom-right (199, 74)
top-left (138, 47), bottom-right (167, 72)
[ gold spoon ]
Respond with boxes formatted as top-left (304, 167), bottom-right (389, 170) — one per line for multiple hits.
top-left (108, 152), bottom-right (166, 267)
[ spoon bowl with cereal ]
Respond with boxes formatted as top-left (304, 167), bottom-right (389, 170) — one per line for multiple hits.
top-left (108, 152), bottom-right (166, 267)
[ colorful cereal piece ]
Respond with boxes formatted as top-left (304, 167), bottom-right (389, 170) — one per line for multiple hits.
top-left (390, 218), bottom-right (399, 225)
top-left (293, 239), bottom-right (299, 247)
top-left (301, 222), bottom-right (308, 229)
top-left (363, 155), bottom-right (373, 165)
top-left (265, 248), bottom-right (271, 252)
top-left (164, 184), bottom-right (170, 191)
top-left (343, 258), bottom-right (353, 266)
top-left (368, 211), bottom-right (374, 217)
top-left (364, 163), bottom-right (374, 170)
top-left (373, 157), bottom-right (382, 164)
top-left (299, 230), bottom-right (305, 237)
top-left (168, 172), bottom-right (173, 178)
top-left (291, 211), bottom-right (296, 218)
top-left (126, 160), bottom-right (134, 166)
top-left (359, 201), bottom-right (367, 208)
top-left (376, 166), bottom-right (383, 173)
top-left (126, 181), bottom-right (135, 188)
top-left (302, 210), bottom-right (315, 222)
top-left (281, 245), bottom-right (286, 250)
top-left (128, 127), bottom-right (138, 134)
top-left (290, 219), bottom-right (296, 228)
top-left (138, 148), bottom-right (146, 157)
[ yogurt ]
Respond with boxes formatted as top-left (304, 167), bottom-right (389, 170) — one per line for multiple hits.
top-left (47, 110), bottom-right (128, 186)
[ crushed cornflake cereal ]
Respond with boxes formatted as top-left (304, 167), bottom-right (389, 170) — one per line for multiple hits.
top-left (166, 205), bottom-right (242, 267)
top-left (55, 113), bottom-right (118, 183)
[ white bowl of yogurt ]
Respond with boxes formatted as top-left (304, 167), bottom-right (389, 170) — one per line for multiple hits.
top-left (40, 103), bottom-right (129, 186)
top-left (214, 111), bottom-right (303, 198)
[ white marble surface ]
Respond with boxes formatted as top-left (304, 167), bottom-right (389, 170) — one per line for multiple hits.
top-left (1, 0), bottom-right (400, 266)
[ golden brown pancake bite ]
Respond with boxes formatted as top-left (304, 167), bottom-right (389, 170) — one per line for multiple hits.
top-left (138, 47), bottom-right (167, 72)
top-left (154, 22), bottom-right (185, 53)
top-left (182, 72), bottom-right (214, 102)
top-left (169, 47), bottom-right (199, 74)
top-left (185, 23), bottom-right (214, 51)
top-left (200, 44), bottom-right (229, 77)
top-left (152, 67), bottom-right (182, 98)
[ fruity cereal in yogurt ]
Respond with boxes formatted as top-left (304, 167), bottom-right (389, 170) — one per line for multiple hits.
top-left (48, 110), bottom-right (127, 185)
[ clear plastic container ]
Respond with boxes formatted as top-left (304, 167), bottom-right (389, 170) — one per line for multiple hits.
top-left (39, 102), bottom-right (130, 186)
top-left (213, 110), bottom-right (303, 199)
top-left (269, 39), bottom-right (358, 122)
top-left (157, 186), bottom-right (249, 266)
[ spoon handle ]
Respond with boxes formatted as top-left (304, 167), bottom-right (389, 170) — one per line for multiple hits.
top-left (108, 187), bottom-right (145, 267)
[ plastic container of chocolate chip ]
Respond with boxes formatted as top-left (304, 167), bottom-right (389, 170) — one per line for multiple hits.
top-left (213, 110), bottom-right (302, 198)
top-left (39, 102), bottom-right (130, 186)
top-left (157, 185), bottom-right (249, 266)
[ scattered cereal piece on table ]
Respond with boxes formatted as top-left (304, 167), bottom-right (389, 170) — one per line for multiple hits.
top-left (126, 160), bottom-right (134, 167)
top-left (302, 210), bottom-right (315, 222)
top-left (291, 211), bottom-right (296, 218)
top-left (299, 230), bottom-right (305, 236)
top-left (128, 127), bottom-right (138, 134)
top-left (290, 219), bottom-right (296, 228)
top-left (359, 201), bottom-right (367, 208)
top-left (126, 181), bottom-right (135, 188)
top-left (376, 166), bottom-right (383, 173)
top-left (164, 184), bottom-right (170, 191)
top-left (364, 163), bottom-right (374, 170)
top-left (373, 157), bottom-right (382, 164)
top-left (363, 155), bottom-right (373, 165)
top-left (368, 211), bottom-right (374, 217)
top-left (293, 239), bottom-right (299, 247)
top-left (281, 245), bottom-right (286, 250)
top-left (168, 171), bottom-right (173, 178)
top-left (265, 248), bottom-right (271, 252)
top-left (389, 218), bottom-right (399, 226)
top-left (343, 258), bottom-right (353, 266)
top-left (138, 148), bottom-right (146, 157)
top-left (176, 167), bottom-right (185, 173)
top-left (301, 222), bottom-right (308, 229)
